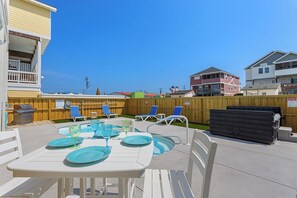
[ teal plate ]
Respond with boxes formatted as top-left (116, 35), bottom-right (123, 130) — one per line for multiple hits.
top-left (47, 137), bottom-right (83, 148)
top-left (66, 146), bottom-right (111, 164)
top-left (94, 130), bottom-right (120, 138)
top-left (122, 135), bottom-right (153, 146)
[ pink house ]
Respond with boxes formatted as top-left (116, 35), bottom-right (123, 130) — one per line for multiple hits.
top-left (190, 67), bottom-right (240, 96)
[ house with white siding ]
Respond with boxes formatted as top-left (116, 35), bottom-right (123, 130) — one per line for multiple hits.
top-left (243, 51), bottom-right (297, 95)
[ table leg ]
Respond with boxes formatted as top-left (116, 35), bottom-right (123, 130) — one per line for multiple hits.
top-left (118, 178), bottom-right (123, 198)
top-left (65, 178), bottom-right (73, 196)
top-left (122, 178), bottom-right (129, 198)
top-left (103, 178), bottom-right (107, 195)
top-left (80, 178), bottom-right (85, 198)
top-left (58, 178), bottom-right (65, 198)
top-left (91, 178), bottom-right (95, 196)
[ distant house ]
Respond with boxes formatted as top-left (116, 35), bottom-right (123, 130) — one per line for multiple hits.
top-left (109, 92), bottom-right (131, 98)
top-left (244, 50), bottom-right (297, 95)
top-left (145, 93), bottom-right (158, 98)
top-left (170, 90), bottom-right (195, 98)
top-left (190, 67), bottom-right (240, 96)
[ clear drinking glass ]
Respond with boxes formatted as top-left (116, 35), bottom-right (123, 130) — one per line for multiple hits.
top-left (69, 124), bottom-right (81, 149)
top-left (90, 120), bottom-right (99, 138)
top-left (122, 120), bottom-right (131, 137)
top-left (102, 124), bottom-right (112, 148)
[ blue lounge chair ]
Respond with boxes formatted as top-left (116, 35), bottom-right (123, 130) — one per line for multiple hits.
top-left (135, 105), bottom-right (158, 121)
top-left (70, 106), bottom-right (87, 122)
top-left (102, 105), bottom-right (118, 118)
top-left (163, 106), bottom-right (184, 125)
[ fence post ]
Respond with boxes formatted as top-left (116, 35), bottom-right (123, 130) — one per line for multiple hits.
top-left (81, 99), bottom-right (84, 117)
top-left (48, 99), bottom-right (52, 120)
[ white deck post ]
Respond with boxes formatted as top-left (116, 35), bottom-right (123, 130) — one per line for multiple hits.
top-left (36, 40), bottom-right (42, 88)
top-left (0, 0), bottom-right (8, 131)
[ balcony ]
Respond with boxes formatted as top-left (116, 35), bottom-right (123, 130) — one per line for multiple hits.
top-left (8, 70), bottom-right (38, 84)
top-left (196, 88), bottom-right (223, 96)
top-left (275, 68), bottom-right (297, 77)
top-left (8, 59), bottom-right (38, 85)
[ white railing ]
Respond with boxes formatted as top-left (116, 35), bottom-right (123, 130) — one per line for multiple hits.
top-left (8, 59), bottom-right (32, 72)
top-left (8, 70), bottom-right (38, 84)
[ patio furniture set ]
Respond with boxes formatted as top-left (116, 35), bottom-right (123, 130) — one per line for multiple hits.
top-left (1, 104), bottom-right (288, 197)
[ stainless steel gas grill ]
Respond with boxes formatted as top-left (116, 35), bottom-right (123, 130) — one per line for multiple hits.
top-left (14, 104), bottom-right (36, 125)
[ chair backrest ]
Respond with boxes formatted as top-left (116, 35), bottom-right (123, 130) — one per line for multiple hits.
top-left (149, 105), bottom-right (158, 115)
top-left (0, 129), bottom-right (23, 165)
top-left (102, 105), bottom-right (111, 115)
top-left (70, 106), bottom-right (81, 117)
top-left (172, 106), bottom-right (183, 115)
top-left (187, 130), bottom-right (217, 198)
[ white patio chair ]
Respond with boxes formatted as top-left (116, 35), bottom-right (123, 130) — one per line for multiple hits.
top-left (0, 128), bottom-right (57, 198)
top-left (143, 129), bottom-right (217, 198)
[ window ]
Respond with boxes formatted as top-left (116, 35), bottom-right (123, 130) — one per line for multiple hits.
top-left (262, 92), bottom-right (266, 95)
top-left (194, 76), bottom-right (200, 80)
top-left (258, 68), bottom-right (263, 74)
top-left (265, 67), bottom-right (269, 73)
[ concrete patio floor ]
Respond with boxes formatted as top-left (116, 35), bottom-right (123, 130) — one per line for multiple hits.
top-left (1, 119), bottom-right (297, 198)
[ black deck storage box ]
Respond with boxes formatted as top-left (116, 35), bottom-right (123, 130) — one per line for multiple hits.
top-left (210, 109), bottom-right (278, 144)
top-left (227, 106), bottom-right (283, 125)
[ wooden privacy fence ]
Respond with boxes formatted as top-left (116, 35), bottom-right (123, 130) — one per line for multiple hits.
top-left (7, 95), bottom-right (297, 132)
top-left (126, 95), bottom-right (297, 132)
top-left (7, 97), bottom-right (127, 123)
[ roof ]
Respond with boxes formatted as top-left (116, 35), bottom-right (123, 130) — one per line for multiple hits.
top-left (241, 83), bottom-right (281, 91)
top-left (190, 67), bottom-right (239, 78)
top-left (245, 51), bottom-right (286, 69)
top-left (25, 0), bottom-right (57, 12)
top-left (170, 90), bottom-right (194, 95)
top-left (145, 93), bottom-right (157, 97)
top-left (109, 92), bottom-right (131, 96)
top-left (273, 52), bottom-right (297, 64)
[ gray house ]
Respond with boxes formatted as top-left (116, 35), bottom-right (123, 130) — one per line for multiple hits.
top-left (243, 51), bottom-right (297, 95)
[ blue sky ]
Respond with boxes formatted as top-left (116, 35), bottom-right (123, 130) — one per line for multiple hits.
top-left (41, 0), bottom-right (297, 94)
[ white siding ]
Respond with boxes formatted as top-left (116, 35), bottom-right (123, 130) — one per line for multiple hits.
top-left (244, 89), bottom-right (279, 96)
top-left (253, 78), bottom-right (275, 85)
top-left (275, 68), bottom-right (297, 77)
top-left (245, 69), bottom-right (252, 81)
top-left (251, 64), bottom-right (275, 80)
top-left (277, 77), bottom-right (291, 84)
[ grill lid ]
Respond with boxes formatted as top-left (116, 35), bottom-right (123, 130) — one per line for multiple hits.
top-left (14, 104), bottom-right (36, 113)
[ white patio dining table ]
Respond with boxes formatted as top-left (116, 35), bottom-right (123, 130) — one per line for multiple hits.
top-left (7, 132), bottom-right (154, 198)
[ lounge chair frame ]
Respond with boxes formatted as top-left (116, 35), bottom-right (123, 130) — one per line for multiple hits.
top-left (102, 105), bottom-right (118, 118)
top-left (70, 106), bottom-right (87, 122)
top-left (135, 105), bottom-right (158, 121)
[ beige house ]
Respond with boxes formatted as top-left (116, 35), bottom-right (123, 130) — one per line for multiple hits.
top-left (7, 0), bottom-right (56, 97)
top-left (241, 83), bottom-right (281, 96)
top-left (170, 90), bottom-right (195, 98)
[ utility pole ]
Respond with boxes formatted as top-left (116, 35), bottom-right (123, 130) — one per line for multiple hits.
top-left (159, 88), bottom-right (163, 95)
top-left (85, 77), bottom-right (90, 94)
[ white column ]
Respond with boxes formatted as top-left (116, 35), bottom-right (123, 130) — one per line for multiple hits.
top-left (0, 0), bottom-right (8, 131)
top-left (36, 40), bottom-right (42, 89)
top-left (0, 29), bottom-right (8, 131)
